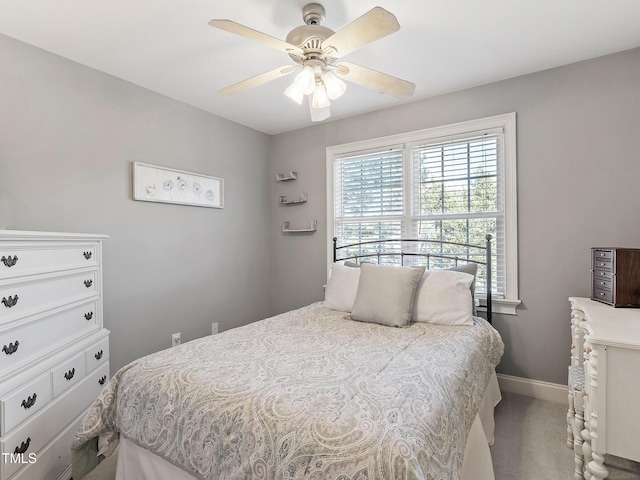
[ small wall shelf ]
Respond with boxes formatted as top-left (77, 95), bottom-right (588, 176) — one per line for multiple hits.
top-left (275, 171), bottom-right (298, 182)
top-left (279, 193), bottom-right (308, 206)
top-left (282, 220), bottom-right (317, 233)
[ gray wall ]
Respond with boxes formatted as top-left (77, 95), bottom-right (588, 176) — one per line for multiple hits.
top-left (0, 34), bottom-right (273, 373)
top-left (270, 47), bottom-right (640, 386)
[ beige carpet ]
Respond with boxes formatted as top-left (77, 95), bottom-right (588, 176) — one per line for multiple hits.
top-left (79, 447), bottom-right (117, 480)
top-left (492, 392), bottom-right (640, 479)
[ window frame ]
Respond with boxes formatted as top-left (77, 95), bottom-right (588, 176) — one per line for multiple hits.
top-left (326, 113), bottom-right (520, 315)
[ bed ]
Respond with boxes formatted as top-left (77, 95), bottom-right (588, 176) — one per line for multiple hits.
top-left (72, 236), bottom-right (504, 480)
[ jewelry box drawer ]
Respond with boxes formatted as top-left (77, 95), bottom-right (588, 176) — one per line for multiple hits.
top-left (0, 244), bottom-right (98, 280)
top-left (1, 362), bottom-right (109, 479)
top-left (593, 287), bottom-right (612, 304)
top-left (1, 373), bottom-right (52, 435)
top-left (85, 336), bottom-right (109, 373)
top-left (51, 352), bottom-right (87, 397)
top-left (0, 300), bottom-right (99, 377)
top-left (0, 270), bottom-right (98, 323)
top-left (593, 278), bottom-right (612, 290)
top-left (593, 269), bottom-right (612, 280)
top-left (593, 259), bottom-right (612, 271)
top-left (592, 249), bottom-right (613, 262)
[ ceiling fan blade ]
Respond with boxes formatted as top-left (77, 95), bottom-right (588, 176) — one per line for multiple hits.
top-left (209, 19), bottom-right (304, 57)
top-left (219, 66), bottom-right (297, 96)
top-left (321, 7), bottom-right (400, 58)
top-left (335, 62), bottom-right (415, 99)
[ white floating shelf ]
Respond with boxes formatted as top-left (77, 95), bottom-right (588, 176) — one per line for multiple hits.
top-left (279, 193), bottom-right (308, 206)
top-left (275, 171), bottom-right (298, 182)
top-left (282, 220), bottom-right (318, 233)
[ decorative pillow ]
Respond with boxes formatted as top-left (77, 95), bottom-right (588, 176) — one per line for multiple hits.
top-left (412, 270), bottom-right (474, 325)
top-left (351, 263), bottom-right (425, 327)
top-left (447, 263), bottom-right (478, 314)
top-left (324, 263), bottom-right (361, 312)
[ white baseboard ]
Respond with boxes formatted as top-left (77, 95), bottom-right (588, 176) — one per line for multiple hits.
top-left (497, 373), bottom-right (568, 404)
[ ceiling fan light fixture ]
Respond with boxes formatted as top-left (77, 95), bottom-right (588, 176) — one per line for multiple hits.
top-left (284, 82), bottom-right (305, 105)
top-left (309, 101), bottom-right (331, 122)
top-left (321, 70), bottom-right (346, 100)
top-left (311, 82), bottom-right (331, 109)
top-left (284, 64), bottom-right (316, 104)
top-left (295, 65), bottom-right (316, 95)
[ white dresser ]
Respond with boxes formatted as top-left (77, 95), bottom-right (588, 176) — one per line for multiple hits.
top-left (568, 297), bottom-right (640, 479)
top-left (0, 231), bottom-right (110, 480)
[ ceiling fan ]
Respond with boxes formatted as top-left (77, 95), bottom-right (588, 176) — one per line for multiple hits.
top-left (209, 3), bottom-right (415, 122)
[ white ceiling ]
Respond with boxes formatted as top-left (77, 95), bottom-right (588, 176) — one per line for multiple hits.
top-left (1, 0), bottom-right (639, 135)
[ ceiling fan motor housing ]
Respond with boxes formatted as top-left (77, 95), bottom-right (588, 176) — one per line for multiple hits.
top-left (285, 24), bottom-right (335, 64)
top-left (302, 3), bottom-right (326, 25)
top-left (285, 3), bottom-right (339, 65)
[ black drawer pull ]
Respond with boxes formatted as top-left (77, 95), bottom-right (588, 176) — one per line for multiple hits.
top-left (1, 255), bottom-right (18, 267)
top-left (94, 350), bottom-right (103, 361)
top-left (84, 311), bottom-right (94, 321)
top-left (14, 437), bottom-right (31, 455)
top-left (64, 368), bottom-right (76, 381)
top-left (21, 393), bottom-right (37, 409)
top-left (98, 375), bottom-right (107, 385)
top-left (84, 279), bottom-right (93, 288)
top-left (83, 251), bottom-right (93, 260)
top-left (2, 295), bottom-right (19, 308)
top-left (2, 341), bottom-right (19, 355)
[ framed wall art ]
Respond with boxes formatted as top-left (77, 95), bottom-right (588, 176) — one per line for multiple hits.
top-left (133, 162), bottom-right (224, 208)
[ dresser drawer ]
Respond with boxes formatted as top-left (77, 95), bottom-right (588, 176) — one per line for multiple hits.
top-left (6, 414), bottom-right (82, 480)
top-left (1, 362), bottom-right (109, 479)
top-left (0, 244), bottom-right (98, 280)
top-left (51, 352), bottom-right (87, 397)
top-left (1, 373), bottom-right (52, 435)
top-left (0, 270), bottom-right (97, 324)
top-left (0, 300), bottom-right (99, 377)
top-left (86, 336), bottom-right (109, 373)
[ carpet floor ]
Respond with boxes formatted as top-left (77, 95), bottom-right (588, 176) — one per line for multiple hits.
top-left (492, 392), bottom-right (640, 480)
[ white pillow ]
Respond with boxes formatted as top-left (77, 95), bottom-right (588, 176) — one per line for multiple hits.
top-left (351, 263), bottom-right (425, 327)
top-left (324, 263), bottom-right (361, 312)
top-left (412, 270), bottom-right (474, 326)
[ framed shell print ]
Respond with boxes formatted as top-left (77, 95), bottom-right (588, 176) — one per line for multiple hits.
top-left (133, 162), bottom-right (224, 208)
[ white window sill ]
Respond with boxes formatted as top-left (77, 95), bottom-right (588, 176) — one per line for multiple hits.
top-left (477, 298), bottom-right (521, 316)
top-left (478, 298), bottom-right (522, 315)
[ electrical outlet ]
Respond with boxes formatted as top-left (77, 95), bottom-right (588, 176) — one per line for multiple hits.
top-left (171, 332), bottom-right (181, 347)
top-left (211, 323), bottom-right (219, 335)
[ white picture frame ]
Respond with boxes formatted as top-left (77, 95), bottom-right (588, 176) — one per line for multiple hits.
top-left (133, 162), bottom-right (224, 209)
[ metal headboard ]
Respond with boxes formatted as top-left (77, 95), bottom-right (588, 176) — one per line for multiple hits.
top-left (332, 234), bottom-right (493, 323)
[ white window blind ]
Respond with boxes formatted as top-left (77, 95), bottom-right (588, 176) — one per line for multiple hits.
top-left (327, 113), bottom-right (519, 312)
top-left (411, 133), bottom-right (503, 296)
top-left (333, 148), bottom-right (404, 261)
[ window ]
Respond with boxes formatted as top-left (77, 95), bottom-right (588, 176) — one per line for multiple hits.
top-left (326, 113), bottom-right (520, 315)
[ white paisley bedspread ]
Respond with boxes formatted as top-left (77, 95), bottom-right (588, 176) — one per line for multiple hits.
top-left (72, 302), bottom-right (503, 480)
